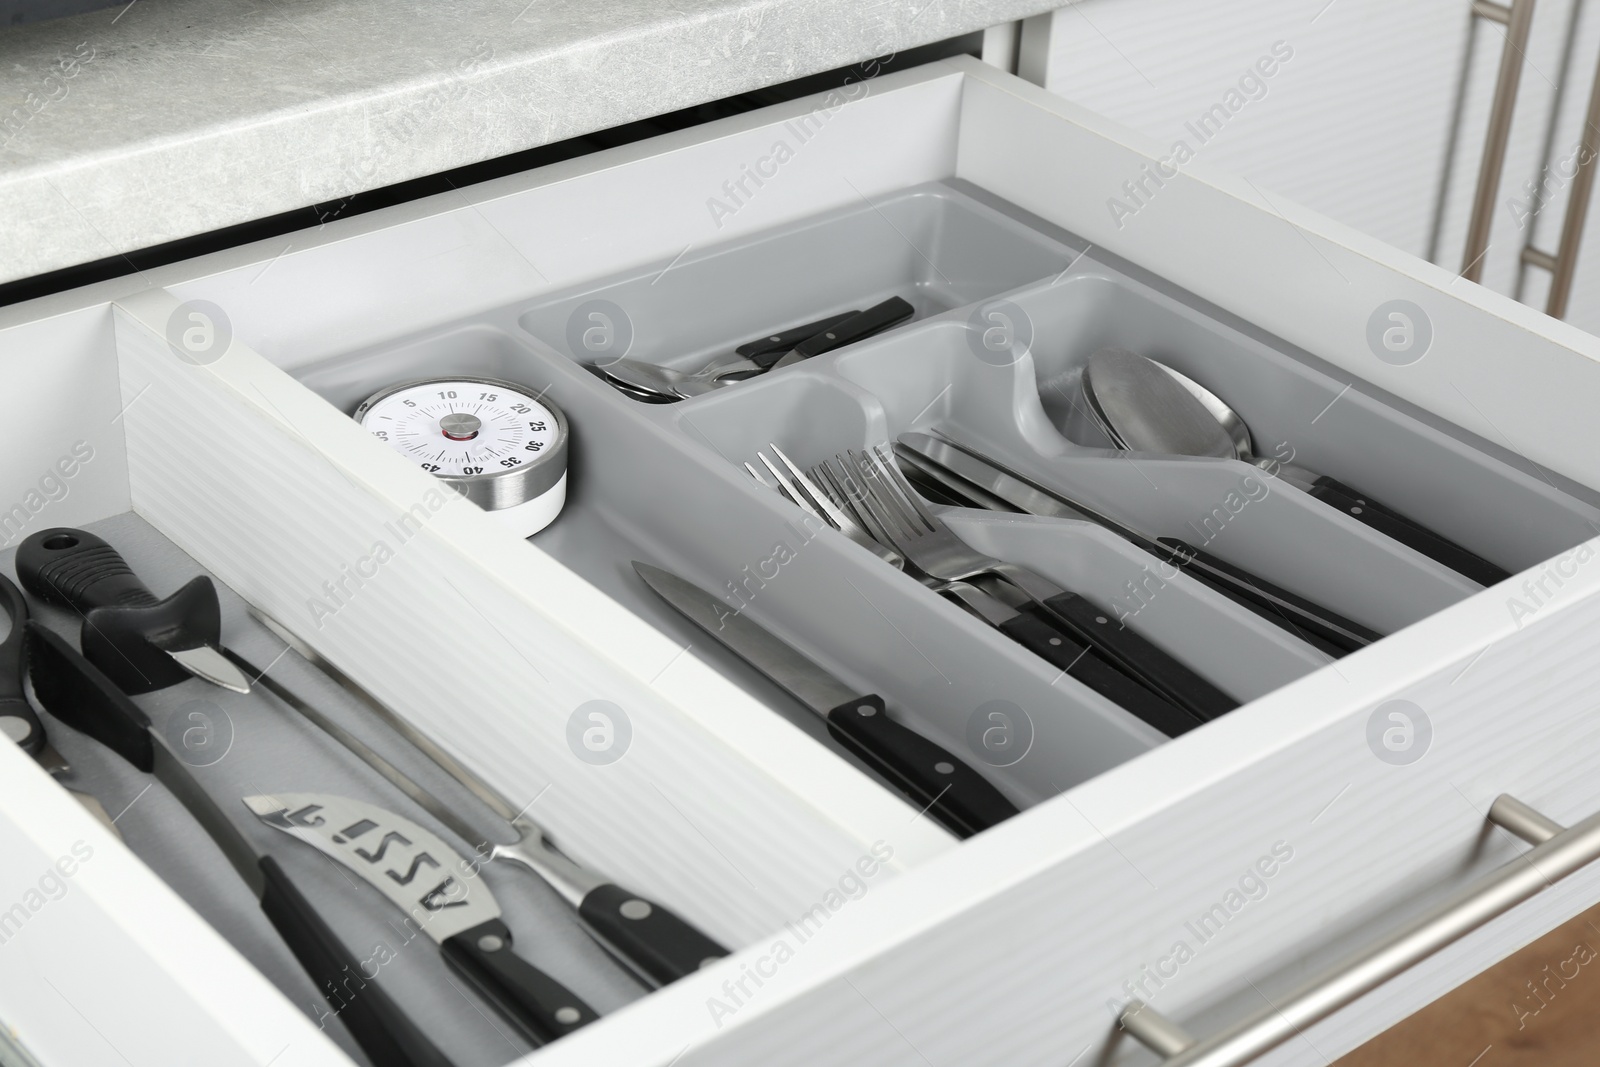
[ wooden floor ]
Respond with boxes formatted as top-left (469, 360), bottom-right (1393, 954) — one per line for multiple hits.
top-left (1336, 899), bottom-right (1600, 1065)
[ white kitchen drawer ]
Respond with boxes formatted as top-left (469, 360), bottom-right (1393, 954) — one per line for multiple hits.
top-left (3, 54), bottom-right (1600, 1067)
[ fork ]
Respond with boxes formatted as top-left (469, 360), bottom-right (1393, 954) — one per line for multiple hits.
top-left (835, 445), bottom-right (1237, 724)
top-left (751, 446), bottom-right (1204, 738)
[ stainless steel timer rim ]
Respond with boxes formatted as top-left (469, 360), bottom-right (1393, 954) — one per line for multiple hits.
top-left (353, 375), bottom-right (569, 510)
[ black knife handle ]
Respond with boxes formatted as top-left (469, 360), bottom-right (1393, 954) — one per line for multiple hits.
top-left (0, 574), bottom-right (46, 758)
top-left (999, 611), bottom-right (1203, 738)
top-left (24, 622), bottom-right (155, 771)
top-left (578, 884), bottom-right (728, 986)
top-left (441, 918), bottom-right (599, 1046)
top-left (1038, 592), bottom-right (1237, 722)
top-left (1305, 476), bottom-right (1511, 588)
top-left (738, 311), bottom-right (859, 368)
top-left (17, 527), bottom-right (159, 611)
top-left (1156, 537), bottom-right (1382, 656)
top-left (825, 693), bottom-right (1019, 839)
top-left (258, 857), bottom-right (458, 1067)
top-left (17, 528), bottom-right (220, 694)
top-left (790, 296), bottom-right (914, 359)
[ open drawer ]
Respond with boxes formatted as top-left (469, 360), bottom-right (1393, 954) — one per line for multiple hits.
top-left (5, 54), bottom-right (1600, 1067)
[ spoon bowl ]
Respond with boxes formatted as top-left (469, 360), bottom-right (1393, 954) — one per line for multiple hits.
top-left (599, 355), bottom-right (761, 401)
top-left (1078, 345), bottom-right (1511, 586)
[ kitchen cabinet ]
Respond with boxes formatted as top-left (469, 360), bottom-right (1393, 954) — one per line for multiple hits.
top-left (2, 52), bottom-right (1600, 1066)
top-left (1043, 0), bottom-right (1600, 335)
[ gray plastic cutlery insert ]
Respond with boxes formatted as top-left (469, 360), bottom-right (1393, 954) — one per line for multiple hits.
top-left (293, 180), bottom-right (1600, 811)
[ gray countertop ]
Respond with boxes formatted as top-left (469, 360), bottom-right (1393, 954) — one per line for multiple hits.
top-left (0, 0), bottom-right (1057, 287)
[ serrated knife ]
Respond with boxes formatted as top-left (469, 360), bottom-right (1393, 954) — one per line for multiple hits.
top-left (632, 561), bottom-right (1019, 838)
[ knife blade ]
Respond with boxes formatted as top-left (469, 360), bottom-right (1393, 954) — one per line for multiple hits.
top-left (224, 632), bottom-right (729, 987)
top-left (246, 793), bottom-right (598, 1046)
top-left (23, 622), bottom-right (456, 1067)
top-left (631, 560), bottom-right (1019, 838)
top-left (16, 528), bottom-right (251, 694)
top-left (895, 433), bottom-right (1382, 656)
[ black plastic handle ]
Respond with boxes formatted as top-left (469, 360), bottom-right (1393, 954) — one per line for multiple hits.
top-left (1038, 591), bottom-right (1237, 722)
top-left (577, 884), bottom-right (728, 986)
top-left (259, 856), bottom-right (458, 1067)
top-left (17, 528), bottom-right (159, 611)
top-left (824, 693), bottom-right (1019, 838)
top-left (1156, 537), bottom-right (1382, 656)
top-left (440, 918), bottom-right (599, 1046)
top-left (789, 296), bottom-right (914, 359)
top-left (738, 311), bottom-right (859, 368)
top-left (17, 528), bottom-right (221, 694)
top-left (1305, 476), bottom-right (1512, 588)
top-left (999, 611), bottom-right (1203, 738)
top-left (24, 621), bottom-right (155, 771)
top-left (0, 574), bottom-right (46, 757)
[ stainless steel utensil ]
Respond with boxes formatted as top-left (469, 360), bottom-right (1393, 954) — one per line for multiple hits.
top-left (600, 299), bottom-right (913, 402)
top-left (238, 610), bottom-right (728, 987)
top-left (748, 446), bottom-right (1208, 738)
top-left (894, 431), bottom-right (1382, 656)
top-left (600, 354), bottom-right (764, 401)
top-left (1082, 347), bottom-right (1510, 587)
top-left (828, 446), bottom-right (1233, 723)
top-left (246, 792), bottom-right (599, 1046)
top-left (24, 624), bottom-right (455, 1067)
top-left (631, 558), bottom-right (1019, 837)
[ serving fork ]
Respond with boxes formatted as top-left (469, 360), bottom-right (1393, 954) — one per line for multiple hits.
top-left (748, 445), bottom-right (1217, 737)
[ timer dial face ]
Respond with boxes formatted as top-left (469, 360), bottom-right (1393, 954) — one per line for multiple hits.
top-left (358, 381), bottom-right (558, 479)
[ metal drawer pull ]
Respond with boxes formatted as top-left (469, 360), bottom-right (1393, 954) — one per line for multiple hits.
top-left (1459, 0), bottom-right (1537, 282)
top-left (1518, 47), bottom-right (1600, 318)
top-left (1120, 794), bottom-right (1600, 1066)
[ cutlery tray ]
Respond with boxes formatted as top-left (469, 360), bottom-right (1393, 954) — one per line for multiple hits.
top-left (9, 56), bottom-right (1600, 1067)
top-left (290, 179), bottom-right (1600, 810)
top-left (514, 183), bottom-right (1071, 380)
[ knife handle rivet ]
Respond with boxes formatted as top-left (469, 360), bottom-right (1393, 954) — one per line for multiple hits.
top-left (1048, 637), bottom-right (1062, 646)
top-left (555, 1007), bottom-right (582, 1025)
top-left (1095, 616), bottom-right (1108, 625)
top-left (0, 717), bottom-right (31, 743)
top-left (619, 899), bottom-right (653, 920)
top-left (934, 761), bottom-right (954, 775)
top-left (477, 934), bottom-right (505, 952)
top-left (856, 704), bottom-right (877, 716)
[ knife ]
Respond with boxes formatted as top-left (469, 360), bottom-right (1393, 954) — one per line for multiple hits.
top-left (16, 528), bottom-right (251, 695)
top-left (0, 573), bottom-right (120, 832)
top-left (223, 630), bottom-right (729, 987)
top-left (23, 622), bottom-right (456, 1067)
top-left (765, 296), bottom-right (915, 371)
top-left (246, 793), bottom-right (598, 1047)
top-left (895, 433), bottom-right (1382, 657)
top-left (735, 310), bottom-right (860, 369)
top-left (631, 561), bottom-right (1019, 838)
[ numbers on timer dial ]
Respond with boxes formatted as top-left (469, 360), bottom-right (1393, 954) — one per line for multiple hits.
top-left (359, 382), bottom-right (558, 478)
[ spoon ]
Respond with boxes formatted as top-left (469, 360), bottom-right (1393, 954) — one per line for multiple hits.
top-left (600, 354), bottom-right (761, 401)
top-left (1081, 346), bottom-right (1511, 587)
top-left (598, 298), bottom-right (914, 402)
